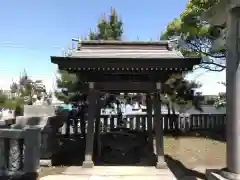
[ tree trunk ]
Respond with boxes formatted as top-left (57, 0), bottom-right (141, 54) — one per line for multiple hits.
top-left (170, 102), bottom-right (175, 115)
top-left (166, 102), bottom-right (171, 115)
top-left (171, 102), bottom-right (178, 133)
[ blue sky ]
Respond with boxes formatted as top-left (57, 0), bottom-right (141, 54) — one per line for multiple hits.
top-left (0, 0), bottom-right (225, 94)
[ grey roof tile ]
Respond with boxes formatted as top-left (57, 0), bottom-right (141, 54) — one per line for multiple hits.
top-left (70, 49), bottom-right (184, 59)
top-left (69, 40), bottom-right (184, 59)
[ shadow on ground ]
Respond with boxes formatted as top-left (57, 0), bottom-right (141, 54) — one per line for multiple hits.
top-left (51, 133), bottom-right (157, 166)
top-left (51, 135), bottom-right (85, 166)
top-left (95, 151), bottom-right (157, 166)
top-left (165, 155), bottom-right (206, 180)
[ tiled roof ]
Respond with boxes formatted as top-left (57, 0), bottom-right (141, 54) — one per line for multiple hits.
top-left (70, 49), bottom-right (184, 59)
top-left (69, 40), bottom-right (185, 59)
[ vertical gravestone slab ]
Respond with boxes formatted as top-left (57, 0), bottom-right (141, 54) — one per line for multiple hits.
top-left (22, 105), bottom-right (57, 166)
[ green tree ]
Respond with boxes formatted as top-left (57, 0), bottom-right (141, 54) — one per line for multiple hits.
top-left (56, 8), bottom-right (124, 103)
top-left (9, 70), bottom-right (34, 98)
top-left (0, 71), bottom-right (32, 110)
top-left (161, 0), bottom-right (226, 72)
top-left (95, 8), bottom-right (123, 40)
top-left (162, 74), bottom-right (202, 114)
top-left (6, 70), bottom-right (49, 109)
top-left (0, 90), bottom-right (8, 107)
top-left (7, 70), bottom-right (33, 107)
top-left (55, 70), bottom-right (78, 103)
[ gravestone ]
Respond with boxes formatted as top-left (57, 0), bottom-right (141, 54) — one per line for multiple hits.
top-left (13, 105), bottom-right (59, 167)
top-left (24, 105), bottom-right (56, 117)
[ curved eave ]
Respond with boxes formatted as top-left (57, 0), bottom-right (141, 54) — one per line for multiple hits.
top-left (51, 56), bottom-right (201, 71)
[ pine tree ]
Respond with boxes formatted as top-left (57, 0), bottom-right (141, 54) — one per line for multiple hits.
top-left (55, 8), bottom-right (124, 103)
top-left (161, 0), bottom-right (225, 72)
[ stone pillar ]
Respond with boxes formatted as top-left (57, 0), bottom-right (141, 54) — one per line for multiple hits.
top-left (146, 93), bottom-right (153, 153)
top-left (154, 82), bottom-right (167, 169)
top-left (82, 82), bottom-right (96, 168)
top-left (224, 8), bottom-right (240, 177)
top-left (205, 6), bottom-right (240, 180)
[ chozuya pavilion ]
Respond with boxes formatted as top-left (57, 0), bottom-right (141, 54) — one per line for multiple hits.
top-left (51, 40), bottom-right (201, 168)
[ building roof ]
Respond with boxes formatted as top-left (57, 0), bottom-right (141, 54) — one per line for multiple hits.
top-left (51, 40), bottom-right (201, 78)
top-left (69, 40), bottom-right (185, 59)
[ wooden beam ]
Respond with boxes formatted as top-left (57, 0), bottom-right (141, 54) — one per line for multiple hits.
top-left (75, 72), bottom-right (171, 82)
top-left (52, 56), bottom-right (200, 69)
top-left (95, 82), bottom-right (156, 92)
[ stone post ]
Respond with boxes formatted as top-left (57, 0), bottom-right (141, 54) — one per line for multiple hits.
top-left (202, 2), bottom-right (240, 179)
top-left (23, 127), bottom-right (41, 173)
top-left (222, 7), bottom-right (240, 178)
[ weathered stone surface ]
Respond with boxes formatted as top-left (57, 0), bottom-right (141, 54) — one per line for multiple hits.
top-left (206, 169), bottom-right (240, 180)
top-left (24, 105), bottom-right (56, 117)
top-left (12, 116), bottom-right (48, 129)
top-left (11, 116), bottom-right (58, 165)
top-left (39, 159), bottom-right (52, 167)
top-left (8, 139), bottom-right (22, 172)
top-left (82, 160), bottom-right (94, 168)
top-left (63, 166), bottom-right (175, 176)
top-left (206, 169), bottom-right (228, 180)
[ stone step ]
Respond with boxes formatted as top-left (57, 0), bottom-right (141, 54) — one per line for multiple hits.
top-left (62, 166), bottom-right (175, 176)
top-left (40, 174), bottom-right (176, 180)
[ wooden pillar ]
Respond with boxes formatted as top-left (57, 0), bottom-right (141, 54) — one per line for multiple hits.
top-left (154, 82), bottom-right (167, 169)
top-left (146, 93), bottom-right (153, 153)
top-left (82, 82), bottom-right (96, 168)
top-left (94, 92), bottom-right (101, 162)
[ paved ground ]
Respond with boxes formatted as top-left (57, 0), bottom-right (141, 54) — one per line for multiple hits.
top-left (40, 166), bottom-right (222, 180)
top-left (40, 175), bottom-right (175, 180)
top-left (40, 167), bottom-right (177, 180)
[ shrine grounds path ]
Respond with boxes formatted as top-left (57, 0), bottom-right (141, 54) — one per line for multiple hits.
top-left (39, 135), bottom-right (226, 180)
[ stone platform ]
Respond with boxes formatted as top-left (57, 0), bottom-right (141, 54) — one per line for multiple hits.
top-left (62, 166), bottom-right (174, 176)
top-left (41, 166), bottom-right (177, 180)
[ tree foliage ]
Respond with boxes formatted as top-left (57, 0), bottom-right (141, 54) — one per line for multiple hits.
top-left (161, 0), bottom-right (226, 72)
top-left (0, 70), bottom-right (49, 109)
top-left (89, 8), bottom-right (123, 40)
top-left (162, 74), bottom-right (202, 113)
top-left (55, 70), bottom-right (79, 103)
top-left (0, 90), bottom-right (8, 106)
top-left (56, 8), bottom-right (124, 103)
